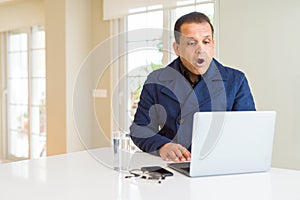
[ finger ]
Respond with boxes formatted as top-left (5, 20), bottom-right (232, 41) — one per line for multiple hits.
top-left (160, 152), bottom-right (170, 161)
top-left (175, 146), bottom-right (190, 161)
top-left (168, 150), bottom-right (180, 162)
top-left (161, 155), bottom-right (169, 161)
top-left (174, 148), bottom-right (185, 161)
top-left (182, 149), bottom-right (191, 160)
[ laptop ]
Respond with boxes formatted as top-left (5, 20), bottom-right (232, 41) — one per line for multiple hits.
top-left (168, 111), bottom-right (276, 177)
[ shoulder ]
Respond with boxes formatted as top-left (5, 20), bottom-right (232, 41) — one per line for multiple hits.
top-left (213, 59), bottom-right (247, 82)
top-left (146, 58), bottom-right (181, 82)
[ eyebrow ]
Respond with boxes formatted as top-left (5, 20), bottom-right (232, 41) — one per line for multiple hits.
top-left (183, 35), bottom-right (212, 40)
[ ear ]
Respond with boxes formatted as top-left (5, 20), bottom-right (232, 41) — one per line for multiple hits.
top-left (173, 42), bottom-right (180, 56)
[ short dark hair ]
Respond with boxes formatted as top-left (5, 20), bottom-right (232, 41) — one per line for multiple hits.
top-left (174, 12), bottom-right (214, 44)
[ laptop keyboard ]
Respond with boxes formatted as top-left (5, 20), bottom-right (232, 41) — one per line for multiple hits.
top-left (169, 162), bottom-right (191, 173)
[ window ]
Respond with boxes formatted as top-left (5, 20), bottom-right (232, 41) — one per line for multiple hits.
top-left (126, 10), bottom-right (164, 123)
top-left (2, 26), bottom-right (46, 160)
top-left (121, 2), bottom-right (217, 131)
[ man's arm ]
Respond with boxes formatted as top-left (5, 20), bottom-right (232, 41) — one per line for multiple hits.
top-left (232, 75), bottom-right (256, 111)
top-left (130, 70), bottom-right (192, 161)
top-left (130, 82), bottom-right (171, 153)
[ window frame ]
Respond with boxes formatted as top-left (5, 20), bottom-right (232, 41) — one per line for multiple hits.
top-left (1, 26), bottom-right (46, 161)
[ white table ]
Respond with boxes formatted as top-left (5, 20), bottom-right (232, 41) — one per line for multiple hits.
top-left (0, 148), bottom-right (299, 200)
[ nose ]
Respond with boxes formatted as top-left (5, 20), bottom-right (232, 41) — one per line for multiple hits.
top-left (195, 43), bottom-right (204, 54)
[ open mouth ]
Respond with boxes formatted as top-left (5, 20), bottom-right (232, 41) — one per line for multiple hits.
top-left (196, 58), bottom-right (205, 65)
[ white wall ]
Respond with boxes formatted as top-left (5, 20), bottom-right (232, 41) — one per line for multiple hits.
top-left (219, 0), bottom-right (300, 170)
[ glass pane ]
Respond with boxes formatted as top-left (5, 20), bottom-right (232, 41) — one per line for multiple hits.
top-left (8, 130), bottom-right (29, 158)
top-left (31, 49), bottom-right (46, 77)
top-left (30, 134), bottom-right (46, 159)
top-left (8, 79), bottom-right (28, 104)
top-left (8, 52), bottom-right (28, 78)
top-left (30, 106), bottom-right (46, 135)
top-left (127, 70), bottom-right (148, 121)
top-left (31, 26), bottom-right (45, 49)
top-left (176, 0), bottom-right (195, 6)
top-left (175, 3), bottom-right (214, 19)
top-left (175, 5), bottom-right (195, 20)
top-left (30, 105), bottom-right (46, 159)
top-left (127, 49), bottom-right (163, 72)
top-left (174, 3), bottom-right (215, 30)
top-left (127, 10), bottom-right (163, 31)
top-left (8, 105), bottom-right (28, 131)
top-left (8, 32), bottom-right (28, 52)
top-left (31, 78), bottom-right (46, 106)
top-left (196, 3), bottom-right (214, 22)
top-left (127, 30), bottom-right (163, 51)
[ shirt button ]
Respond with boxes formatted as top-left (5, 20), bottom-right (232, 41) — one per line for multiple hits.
top-left (178, 119), bottom-right (184, 124)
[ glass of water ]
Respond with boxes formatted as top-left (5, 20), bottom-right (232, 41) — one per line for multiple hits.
top-left (113, 130), bottom-right (132, 171)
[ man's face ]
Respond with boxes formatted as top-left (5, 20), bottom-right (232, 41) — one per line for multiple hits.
top-left (173, 22), bottom-right (215, 75)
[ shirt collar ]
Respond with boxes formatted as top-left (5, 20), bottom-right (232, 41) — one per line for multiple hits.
top-left (179, 60), bottom-right (201, 88)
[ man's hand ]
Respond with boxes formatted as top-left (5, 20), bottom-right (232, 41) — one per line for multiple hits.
top-left (159, 143), bottom-right (191, 162)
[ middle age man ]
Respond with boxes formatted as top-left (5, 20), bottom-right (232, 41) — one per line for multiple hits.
top-left (130, 12), bottom-right (256, 162)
